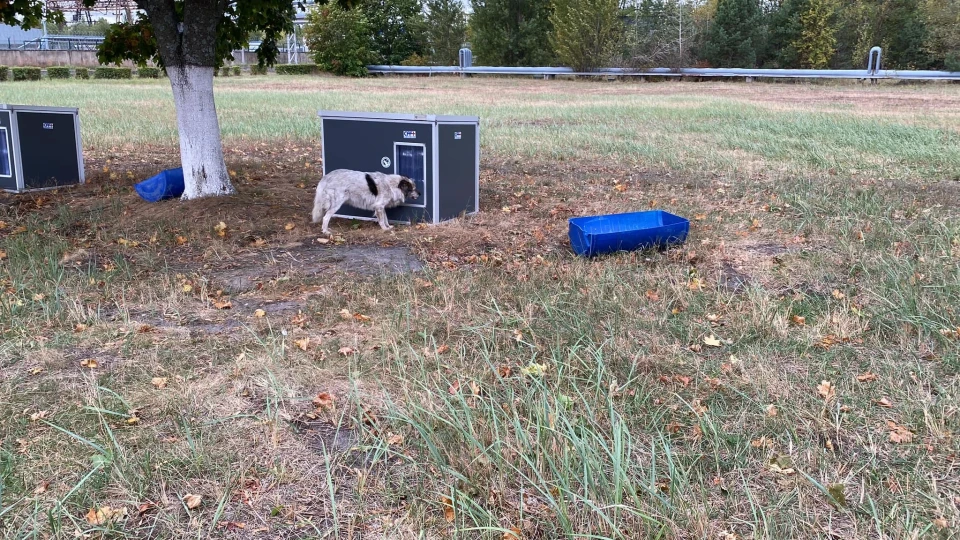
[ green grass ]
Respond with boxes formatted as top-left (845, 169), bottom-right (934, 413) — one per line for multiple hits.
top-left (1, 77), bottom-right (958, 180)
top-left (0, 77), bottom-right (959, 538)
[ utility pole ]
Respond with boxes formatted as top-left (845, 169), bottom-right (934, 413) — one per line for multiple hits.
top-left (678, 0), bottom-right (683, 70)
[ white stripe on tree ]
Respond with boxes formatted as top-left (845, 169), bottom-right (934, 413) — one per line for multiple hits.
top-left (168, 65), bottom-right (235, 199)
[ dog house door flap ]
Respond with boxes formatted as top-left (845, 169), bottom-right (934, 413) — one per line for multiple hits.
top-left (394, 142), bottom-right (426, 208)
top-left (0, 110), bottom-right (17, 191)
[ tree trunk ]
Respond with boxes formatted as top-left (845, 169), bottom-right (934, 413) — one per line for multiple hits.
top-left (167, 65), bottom-right (235, 199)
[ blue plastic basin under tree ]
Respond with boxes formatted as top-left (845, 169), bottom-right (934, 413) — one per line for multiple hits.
top-left (133, 168), bottom-right (185, 202)
top-left (568, 210), bottom-right (690, 257)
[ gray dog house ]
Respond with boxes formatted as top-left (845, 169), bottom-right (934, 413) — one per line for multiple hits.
top-left (319, 110), bottom-right (479, 225)
top-left (0, 104), bottom-right (84, 193)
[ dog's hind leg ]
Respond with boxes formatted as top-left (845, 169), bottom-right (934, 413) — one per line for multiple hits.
top-left (321, 199), bottom-right (344, 235)
top-left (311, 200), bottom-right (325, 224)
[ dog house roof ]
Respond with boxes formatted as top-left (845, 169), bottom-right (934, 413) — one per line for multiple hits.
top-left (318, 110), bottom-right (479, 124)
top-left (1, 104), bottom-right (80, 114)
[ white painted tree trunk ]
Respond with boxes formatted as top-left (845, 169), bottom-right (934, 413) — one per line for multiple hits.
top-left (167, 65), bottom-right (235, 199)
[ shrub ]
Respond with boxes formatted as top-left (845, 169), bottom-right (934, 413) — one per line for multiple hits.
top-left (94, 67), bottom-right (132, 79)
top-left (138, 66), bottom-right (160, 78)
top-left (275, 63), bottom-right (318, 75)
top-left (0, 66), bottom-right (8, 81)
top-left (48, 66), bottom-right (72, 79)
top-left (304, 5), bottom-right (373, 77)
top-left (75, 67), bottom-right (90, 79)
top-left (232, 66), bottom-right (241, 76)
top-left (250, 65), bottom-right (268, 75)
top-left (219, 66), bottom-right (231, 76)
top-left (12, 67), bottom-right (42, 81)
top-left (401, 53), bottom-right (428, 66)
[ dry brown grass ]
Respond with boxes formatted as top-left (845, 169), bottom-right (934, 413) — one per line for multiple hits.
top-left (1, 77), bottom-right (959, 539)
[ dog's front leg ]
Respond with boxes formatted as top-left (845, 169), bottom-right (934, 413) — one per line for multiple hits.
top-left (375, 207), bottom-right (393, 230)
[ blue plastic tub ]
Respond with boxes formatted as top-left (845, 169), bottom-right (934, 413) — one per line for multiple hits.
top-left (134, 168), bottom-right (184, 202)
top-left (569, 210), bottom-right (690, 257)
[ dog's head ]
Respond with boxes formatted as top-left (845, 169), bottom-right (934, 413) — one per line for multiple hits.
top-left (398, 177), bottom-right (420, 200)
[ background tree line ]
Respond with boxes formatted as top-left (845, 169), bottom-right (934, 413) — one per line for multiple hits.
top-left (305, 0), bottom-right (959, 74)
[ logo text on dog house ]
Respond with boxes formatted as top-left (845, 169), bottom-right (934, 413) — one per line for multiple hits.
top-left (402, 131), bottom-right (416, 139)
top-left (42, 123), bottom-right (54, 130)
top-left (454, 132), bottom-right (462, 140)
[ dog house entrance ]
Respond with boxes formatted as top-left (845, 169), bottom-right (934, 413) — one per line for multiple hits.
top-left (394, 143), bottom-right (426, 208)
top-left (0, 128), bottom-right (10, 177)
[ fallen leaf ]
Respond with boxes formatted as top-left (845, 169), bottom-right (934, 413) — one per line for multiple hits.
top-left (213, 299), bottom-right (232, 310)
top-left (254, 309), bottom-right (266, 318)
top-left (74, 323), bottom-right (88, 332)
top-left (857, 372), bottom-right (878, 382)
top-left (817, 380), bottom-right (836, 400)
top-left (791, 315), bottom-right (806, 326)
top-left (353, 313), bottom-right (371, 322)
top-left (876, 397), bottom-right (893, 408)
top-left (151, 377), bottom-right (168, 389)
top-left (436, 344), bottom-right (450, 354)
top-left (34, 480), bottom-right (49, 495)
top-left (33, 293), bottom-right (45, 301)
top-left (294, 338), bottom-right (310, 351)
top-left (504, 527), bottom-right (522, 539)
top-left (694, 213), bottom-right (707, 221)
top-left (85, 506), bottom-right (124, 525)
top-left (284, 223), bottom-right (296, 231)
top-left (827, 483), bottom-right (847, 507)
top-left (520, 362), bottom-right (547, 377)
top-left (706, 313), bottom-right (721, 322)
top-left (175, 235), bottom-right (188, 245)
top-left (934, 517), bottom-right (949, 530)
top-left (183, 493), bottom-right (202, 510)
top-left (512, 329), bottom-right (523, 342)
top-left (29, 410), bottom-right (48, 422)
top-left (339, 308), bottom-right (352, 320)
top-left (386, 433), bottom-right (404, 446)
top-left (768, 454), bottom-right (795, 475)
top-left (448, 380), bottom-right (461, 395)
top-left (126, 416), bottom-right (140, 425)
top-left (887, 421), bottom-right (913, 444)
top-left (312, 392), bottom-right (335, 409)
top-left (214, 222), bottom-right (227, 237)
top-left (497, 365), bottom-right (512, 378)
top-left (338, 346), bottom-right (355, 356)
top-left (469, 381), bottom-right (481, 396)
top-left (30, 367), bottom-right (44, 375)
top-left (645, 289), bottom-right (660, 302)
top-left (316, 237), bottom-right (330, 244)
top-left (182, 284), bottom-right (193, 293)
top-left (440, 496), bottom-right (455, 522)
top-left (80, 358), bottom-right (99, 369)
top-left (765, 404), bottom-right (779, 417)
top-left (832, 289), bottom-right (845, 300)
top-left (703, 335), bottom-right (722, 347)
top-left (750, 436), bottom-right (772, 448)
top-left (0, 250), bottom-right (7, 261)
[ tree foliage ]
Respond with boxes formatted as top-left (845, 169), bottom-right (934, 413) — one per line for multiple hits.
top-left (362, 0), bottom-right (428, 65)
top-left (795, 0), bottom-right (839, 68)
top-left (550, 0), bottom-right (622, 71)
top-left (702, 0), bottom-right (763, 67)
top-left (304, 4), bottom-right (375, 76)
top-left (426, 0), bottom-right (468, 65)
top-left (469, 0), bottom-right (556, 66)
top-left (95, 0), bottom-right (295, 69)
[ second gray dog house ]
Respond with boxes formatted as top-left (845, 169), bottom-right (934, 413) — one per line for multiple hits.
top-left (318, 110), bottom-right (479, 225)
top-left (1, 104), bottom-right (85, 193)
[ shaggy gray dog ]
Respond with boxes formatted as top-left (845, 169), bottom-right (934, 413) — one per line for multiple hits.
top-left (311, 169), bottom-right (419, 235)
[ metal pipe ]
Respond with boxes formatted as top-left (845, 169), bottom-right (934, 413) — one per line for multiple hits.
top-left (367, 64), bottom-right (960, 80)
